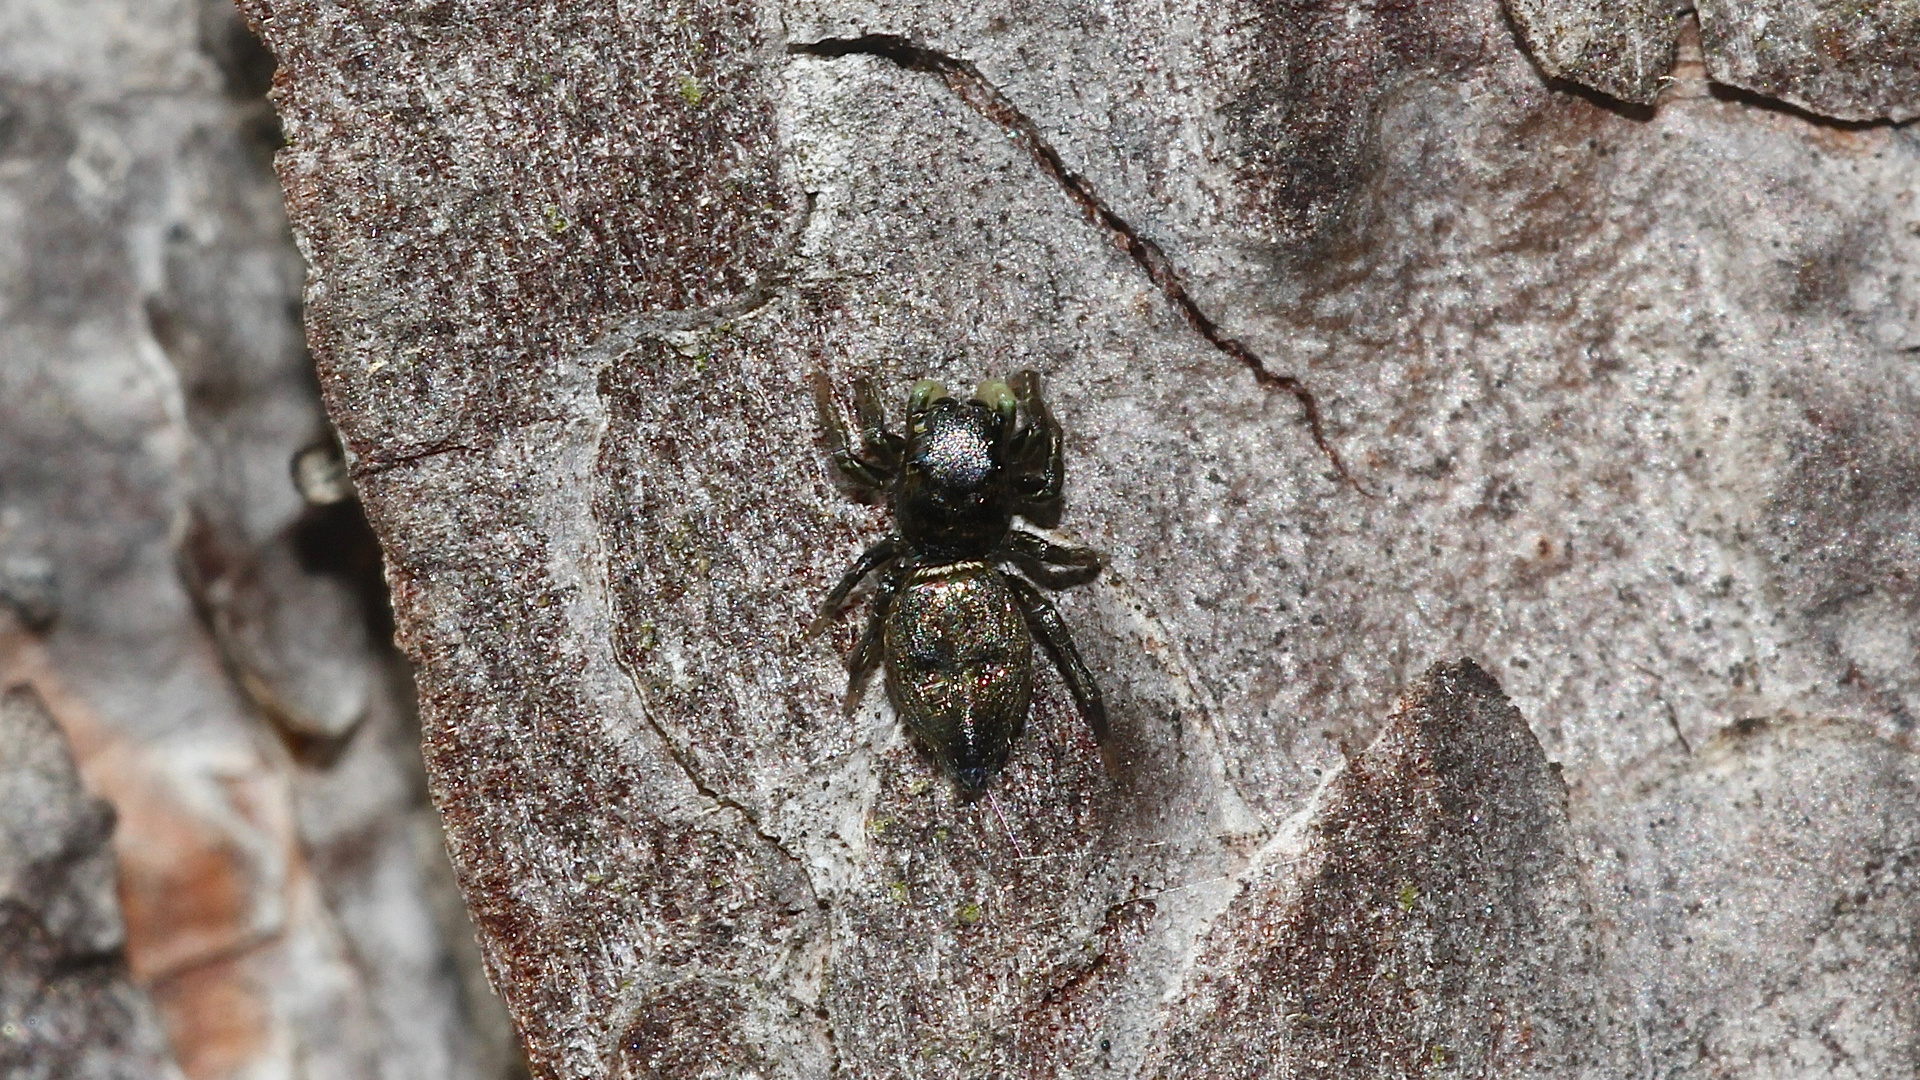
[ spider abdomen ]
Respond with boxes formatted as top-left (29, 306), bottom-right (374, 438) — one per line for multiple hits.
top-left (883, 562), bottom-right (1033, 791)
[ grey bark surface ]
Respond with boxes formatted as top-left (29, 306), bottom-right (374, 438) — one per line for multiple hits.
top-left (0, 686), bottom-right (181, 1080)
top-left (1506, 0), bottom-right (1920, 120)
top-left (241, 0), bottom-right (1919, 1076)
top-left (0, 0), bottom-right (523, 1075)
top-left (1695, 0), bottom-right (1920, 121)
top-left (1504, 0), bottom-right (1678, 105)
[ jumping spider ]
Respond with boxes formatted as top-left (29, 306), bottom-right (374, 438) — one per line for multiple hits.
top-left (811, 371), bottom-right (1110, 793)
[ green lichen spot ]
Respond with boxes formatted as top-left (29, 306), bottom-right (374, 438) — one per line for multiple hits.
top-left (888, 881), bottom-right (909, 903)
top-left (957, 901), bottom-right (984, 926)
top-left (544, 205), bottom-right (569, 233)
top-left (1396, 879), bottom-right (1419, 911)
top-left (677, 76), bottom-right (704, 107)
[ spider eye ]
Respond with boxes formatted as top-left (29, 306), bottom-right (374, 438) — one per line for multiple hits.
top-left (973, 379), bottom-right (1016, 427)
top-left (908, 379), bottom-right (949, 414)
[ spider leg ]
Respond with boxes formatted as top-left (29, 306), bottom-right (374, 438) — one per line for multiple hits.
top-left (853, 376), bottom-right (905, 470)
top-left (844, 565), bottom-right (905, 714)
top-left (1009, 370), bottom-right (1064, 504)
top-left (1005, 574), bottom-right (1113, 773)
top-left (812, 371), bottom-right (892, 490)
top-left (1004, 529), bottom-right (1102, 589)
top-left (807, 536), bottom-right (904, 636)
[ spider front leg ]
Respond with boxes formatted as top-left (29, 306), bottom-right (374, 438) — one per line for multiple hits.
top-left (808, 536), bottom-right (904, 636)
top-left (1009, 370), bottom-right (1064, 504)
top-left (852, 376), bottom-right (904, 469)
top-left (843, 565), bottom-right (904, 713)
top-left (1005, 574), bottom-right (1113, 773)
top-left (1005, 529), bottom-right (1102, 589)
top-left (812, 371), bottom-right (895, 490)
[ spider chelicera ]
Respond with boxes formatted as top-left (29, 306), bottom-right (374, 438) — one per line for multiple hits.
top-left (810, 370), bottom-right (1111, 793)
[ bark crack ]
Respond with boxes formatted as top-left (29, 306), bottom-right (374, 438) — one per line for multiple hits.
top-left (638, 703), bottom-right (811, 885)
top-left (348, 191), bottom-right (815, 481)
top-left (621, 670), bottom-right (841, 1064)
top-left (582, 390), bottom-right (838, 1069)
top-left (350, 438), bottom-right (481, 480)
top-left (787, 34), bottom-right (1363, 491)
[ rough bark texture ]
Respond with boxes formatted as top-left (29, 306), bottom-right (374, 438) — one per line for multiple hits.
top-left (1146, 661), bottom-right (1604, 1078)
top-left (1587, 715), bottom-right (1920, 1072)
top-left (0, 686), bottom-right (182, 1080)
top-left (1506, 0), bottom-right (1920, 119)
top-left (1696, 0), bottom-right (1920, 122)
top-left (0, 0), bottom-right (524, 1075)
top-left (226, 0), bottom-right (1920, 1075)
top-left (1504, 0), bottom-right (1678, 106)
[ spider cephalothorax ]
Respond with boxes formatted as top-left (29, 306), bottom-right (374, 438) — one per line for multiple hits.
top-left (811, 371), bottom-right (1108, 793)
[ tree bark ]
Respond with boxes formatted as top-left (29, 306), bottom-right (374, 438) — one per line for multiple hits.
top-left (239, 0), bottom-right (1920, 1075)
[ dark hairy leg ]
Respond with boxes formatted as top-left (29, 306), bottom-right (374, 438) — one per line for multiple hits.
top-left (808, 536), bottom-right (904, 635)
top-left (1004, 529), bottom-right (1102, 588)
top-left (852, 376), bottom-right (903, 468)
top-left (1009, 370), bottom-right (1063, 504)
top-left (844, 566), bottom-right (904, 713)
top-left (1005, 574), bottom-right (1112, 771)
top-left (812, 371), bottom-right (892, 490)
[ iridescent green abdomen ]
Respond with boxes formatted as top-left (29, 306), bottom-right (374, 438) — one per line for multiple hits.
top-left (884, 562), bottom-right (1033, 787)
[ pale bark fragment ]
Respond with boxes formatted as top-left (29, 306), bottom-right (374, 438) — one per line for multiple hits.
top-left (0, 686), bottom-right (183, 1080)
top-left (1698, 0), bottom-right (1920, 121)
top-left (1504, 0), bottom-right (1679, 104)
top-left (1505, 0), bottom-right (1920, 119)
